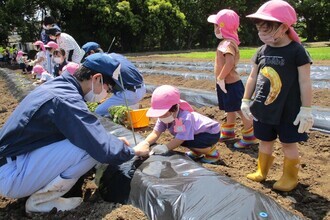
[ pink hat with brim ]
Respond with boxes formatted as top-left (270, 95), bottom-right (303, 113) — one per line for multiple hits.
top-left (45, 41), bottom-right (59, 49)
top-left (32, 65), bottom-right (45, 74)
top-left (146, 85), bottom-right (194, 118)
top-left (246, 0), bottom-right (301, 43)
top-left (207, 9), bottom-right (241, 45)
top-left (62, 62), bottom-right (80, 75)
top-left (33, 40), bottom-right (45, 51)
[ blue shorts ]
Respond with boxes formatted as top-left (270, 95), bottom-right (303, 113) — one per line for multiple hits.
top-left (181, 132), bottom-right (220, 149)
top-left (253, 120), bottom-right (308, 143)
top-left (19, 63), bottom-right (26, 69)
top-left (216, 80), bottom-right (244, 112)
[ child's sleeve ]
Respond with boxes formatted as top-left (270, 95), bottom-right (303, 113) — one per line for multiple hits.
top-left (217, 40), bottom-right (237, 57)
top-left (296, 46), bottom-right (313, 67)
top-left (153, 119), bottom-right (167, 133)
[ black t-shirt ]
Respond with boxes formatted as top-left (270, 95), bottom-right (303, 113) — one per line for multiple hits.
top-left (250, 41), bottom-right (312, 125)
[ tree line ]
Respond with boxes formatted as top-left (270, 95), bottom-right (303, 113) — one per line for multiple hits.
top-left (0, 0), bottom-right (329, 52)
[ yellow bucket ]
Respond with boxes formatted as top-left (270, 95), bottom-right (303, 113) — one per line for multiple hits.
top-left (128, 108), bottom-right (150, 128)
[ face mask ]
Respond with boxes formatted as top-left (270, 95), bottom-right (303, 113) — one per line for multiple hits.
top-left (214, 26), bottom-right (223, 39)
top-left (258, 25), bottom-right (283, 45)
top-left (54, 57), bottom-right (63, 64)
top-left (159, 114), bottom-right (175, 124)
top-left (159, 105), bottom-right (179, 124)
top-left (84, 76), bottom-right (108, 102)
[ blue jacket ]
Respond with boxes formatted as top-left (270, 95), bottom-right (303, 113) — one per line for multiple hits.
top-left (0, 72), bottom-right (135, 165)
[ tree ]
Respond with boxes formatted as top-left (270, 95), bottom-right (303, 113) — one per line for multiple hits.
top-left (291, 0), bottom-right (330, 42)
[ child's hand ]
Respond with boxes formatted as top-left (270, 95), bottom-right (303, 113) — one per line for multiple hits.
top-left (149, 144), bottom-right (169, 155)
top-left (241, 99), bottom-right (253, 120)
top-left (293, 107), bottom-right (314, 133)
top-left (217, 79), bottom-right (227, 93)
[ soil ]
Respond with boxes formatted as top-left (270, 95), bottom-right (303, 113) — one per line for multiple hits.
top-left (0, 56), bottom-right (330, 220)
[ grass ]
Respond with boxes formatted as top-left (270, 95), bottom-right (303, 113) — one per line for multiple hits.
top-left (159, 46), bottom-right (330, 61)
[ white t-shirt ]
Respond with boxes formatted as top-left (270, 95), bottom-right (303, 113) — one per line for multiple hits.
top-left (36, 51), bottom-right (48, 70)
top-left (40, 71), bottom-right (54, 82)
top-left (57, 33), bottom-right (85, 64)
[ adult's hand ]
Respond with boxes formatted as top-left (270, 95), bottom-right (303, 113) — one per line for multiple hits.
top-left (133, 140), bottom-right (150, 157)
top-left (118, 137), bottom-right (130, 146)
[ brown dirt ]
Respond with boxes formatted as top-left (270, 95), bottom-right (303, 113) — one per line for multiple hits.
top-left (0, 57), bottom-right (330, 220)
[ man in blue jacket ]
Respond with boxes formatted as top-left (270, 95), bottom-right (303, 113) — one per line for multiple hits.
top-left (82, 42), bottom-right (146, 116)
top-left (0, 53), bottom-right (149, 213)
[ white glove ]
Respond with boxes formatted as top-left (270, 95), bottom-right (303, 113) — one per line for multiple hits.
top-left (217, 79), bottom-right (227, 93)
top-left (241, 99), bottom-right (253, 120)
top-left (133, 140), bottom-right (150, 157)
top-left (149, 144), bottom-right (169, 155)
top-left (293, 107), bottom-right (314, 133)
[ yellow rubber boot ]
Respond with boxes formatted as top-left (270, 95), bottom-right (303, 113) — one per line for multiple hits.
top-left (247, 152), bottom-right (275, 182)
top-left (273, 157), bottom-right (299, 192)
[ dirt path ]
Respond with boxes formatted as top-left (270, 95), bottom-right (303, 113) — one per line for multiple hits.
top-left (0, 61), bottom-right (329, 219)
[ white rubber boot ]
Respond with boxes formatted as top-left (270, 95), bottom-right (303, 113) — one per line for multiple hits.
top-left (26, 175), bottom-right (83, 213)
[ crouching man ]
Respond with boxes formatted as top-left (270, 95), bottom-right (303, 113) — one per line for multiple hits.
top-left (0, 53), bottom-right (149, 213)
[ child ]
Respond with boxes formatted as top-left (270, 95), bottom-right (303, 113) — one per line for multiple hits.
top-left (243, 0), bottom-right (313, 191)
top-left (32, 41), bottom-right (48, 71)
top-left (16, 51), bottom-right (28, 74)
top-left (44, 41), bottom-right (59, 75)
top-left (136, 85), bottom-right (221, 164)
top-left (207, 9), bottom-right (257, 148)
top-left (52, 48), bottom-right (68, 77)
top-left (32, 64), bottom-right (54, 85)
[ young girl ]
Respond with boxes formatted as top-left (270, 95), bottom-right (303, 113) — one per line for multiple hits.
top-left (16, 51), bottom-right (28, 74)
top-left (243, 0), bottom-right (313, 191)
top-left (44, 41), bottom-right (59, 75)
top-left (136, 85), bottom-right (221, 164)
top-left (52, 48), bottom-right (68, 77)
top-left (32, 41), bottom-right (48, 71)
top-left (32, 64), bottom-right (54, 85)
top-left (207, 9), bottom-right (257, 148)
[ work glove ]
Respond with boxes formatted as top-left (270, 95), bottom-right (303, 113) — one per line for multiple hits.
top-left (293, 107), bottom-right (314, 133)
top-left (133, 140), bottom-right (150, 157)
top-left (241, 99), bottom-right (253, 120)
top-left (217, 79), bottom-right (227, 93)
top-left (149, 144), bottom-right (169, 155)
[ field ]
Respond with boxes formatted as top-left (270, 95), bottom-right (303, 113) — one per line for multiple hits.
top-left (0, 53), bottom-right (329, 219)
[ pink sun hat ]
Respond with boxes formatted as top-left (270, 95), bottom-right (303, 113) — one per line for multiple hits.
top-left (62, 62), bottom-right (80, 75)
top-left (33, 40), bottom-right (45, 51)
top-left (207, 9), bottom-right (240, 45)
top-left (246, 0), bottom-right (300, 43)
top-left (32, 64), bottom-right (45, 74)
top-left (146, 85), bottom-right (194, 118)
top-left (45, 41), bottom-right (59, 49)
